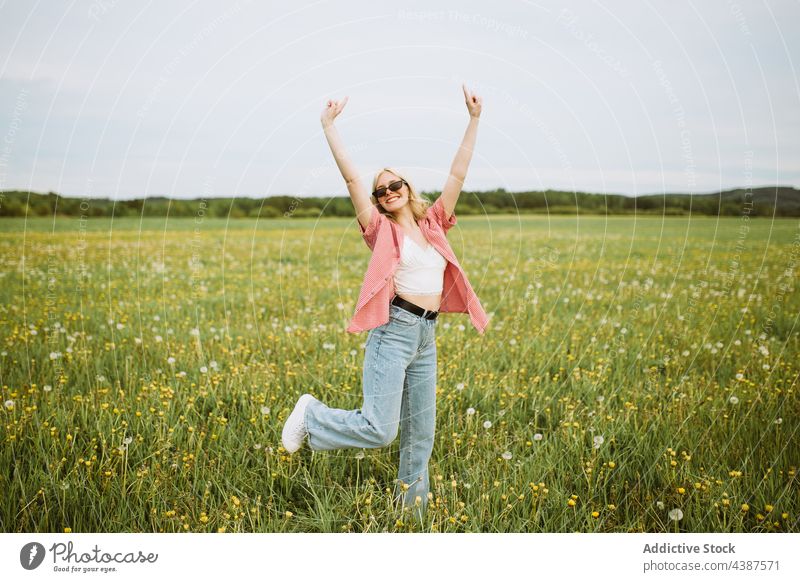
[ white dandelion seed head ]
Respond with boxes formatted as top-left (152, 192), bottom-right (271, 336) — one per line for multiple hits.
top-left (456, 383), bottom-right (465, 391)
top-left (355, 451), bottom-right (365, 460)
top-left (729, 395), bottom-right (739, 405)
top-left (533, 433), bottom-right (543, 441)
top-left (483, 420), bottom-right (492, 429)
top-left (735, 373), bottom-right (744, 380)
top-left (656, 501), bottom-right (665, 510)
top-left (260, 406), bottom-right (270, 415)
top-left (123, 437), bottom-right (133, 445)
top-left (167, 357), bottom-right (176, 365)
top-left (593, 435), bottom-right (605, 448)
top-left (466, 407), bottom-right (476, 416)
top-left (668, 508), bottom-right (684, 521)
top-left (200, 366), bottom-right (208, 374)
top-left (502, 451), bottom-right (513, 460)
top-left (4, 400), bottom-right (14, 409)
top-left (43, 385), bottom-right (52, 392)
top-left (596, 395), bottom-right (605, 403)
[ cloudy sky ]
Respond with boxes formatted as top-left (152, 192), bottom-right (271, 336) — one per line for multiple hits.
top-left (0, 0), bottom-right (798, 200)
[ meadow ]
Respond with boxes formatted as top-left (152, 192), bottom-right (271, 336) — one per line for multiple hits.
top-left (0, 213), bottom-right (798, 533)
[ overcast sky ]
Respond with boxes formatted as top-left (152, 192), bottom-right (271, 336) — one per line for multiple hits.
top-left (1, 0), bottom-right (798, 200)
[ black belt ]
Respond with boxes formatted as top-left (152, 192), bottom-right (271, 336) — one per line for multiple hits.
top-left (391, 295), bottom-right (439, 320)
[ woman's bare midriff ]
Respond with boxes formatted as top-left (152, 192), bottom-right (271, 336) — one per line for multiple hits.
top-left (396, 292), bottom-right (441, 312)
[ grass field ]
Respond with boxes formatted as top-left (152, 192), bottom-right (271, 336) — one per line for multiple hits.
top-left (0, 214), bottom-right (798, 533)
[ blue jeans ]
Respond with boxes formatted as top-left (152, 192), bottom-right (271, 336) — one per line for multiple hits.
top-left (304, 302), bottom-right (438, 521)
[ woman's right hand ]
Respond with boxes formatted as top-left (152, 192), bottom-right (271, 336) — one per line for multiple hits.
top-left (321, 96), bottom-right (348, 128)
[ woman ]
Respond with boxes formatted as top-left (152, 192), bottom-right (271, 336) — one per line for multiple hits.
top-left (282, 84), bottom-right (489, 523)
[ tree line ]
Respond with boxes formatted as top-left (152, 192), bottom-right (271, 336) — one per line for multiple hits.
top-left (0, 186), bottom-right (797, 218)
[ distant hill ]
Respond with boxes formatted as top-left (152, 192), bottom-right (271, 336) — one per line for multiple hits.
top-left (0, 186), bottom-right (797, 218)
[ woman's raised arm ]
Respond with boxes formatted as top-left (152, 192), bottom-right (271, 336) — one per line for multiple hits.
top-left (321, 96), bottom-right (372, 231)
top-left (439, 84), bottom-right (482, 221)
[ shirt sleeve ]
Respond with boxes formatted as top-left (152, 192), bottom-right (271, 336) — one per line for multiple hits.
top-left (428, 196), bottom-right (457, 234)
top-left (357, 204), bottom-right (382, 250)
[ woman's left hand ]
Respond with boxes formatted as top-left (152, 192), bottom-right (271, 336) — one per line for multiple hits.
top-left (463, 83), bottom-right (482, 118)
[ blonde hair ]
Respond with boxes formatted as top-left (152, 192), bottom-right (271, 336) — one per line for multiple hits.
top-left (371, 167), bottom-right (430, 224)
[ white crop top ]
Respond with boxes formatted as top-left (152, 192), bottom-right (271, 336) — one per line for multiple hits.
top-left (393, 235), bottom-right (448, 295)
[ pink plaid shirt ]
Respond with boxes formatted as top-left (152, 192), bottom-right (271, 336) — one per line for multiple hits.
top-left (346, 196), bottom-right (489, 334)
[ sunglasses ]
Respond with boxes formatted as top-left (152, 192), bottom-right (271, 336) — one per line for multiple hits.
top-left (372, 179), bottom-right (407, 199)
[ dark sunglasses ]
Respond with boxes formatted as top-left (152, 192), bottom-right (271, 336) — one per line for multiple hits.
top-left (372, 179), bottom-right (407, 199)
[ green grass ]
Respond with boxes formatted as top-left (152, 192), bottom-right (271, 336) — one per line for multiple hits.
top-left (0, 214), bottom-right (798, 532)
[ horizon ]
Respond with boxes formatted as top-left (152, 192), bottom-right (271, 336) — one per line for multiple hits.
top-left (2, 183), bottom-right (797, 203)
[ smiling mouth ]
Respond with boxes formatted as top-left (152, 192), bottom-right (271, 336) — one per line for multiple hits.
top-left (386, 196), bottom-right (400, 203)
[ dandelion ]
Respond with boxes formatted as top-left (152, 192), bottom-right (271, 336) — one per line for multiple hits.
top-left (456, 382), bottom-right (465, 391)
top-left (167, 357), bottom-right (176, 365)
top-left (608, 461), bottom-right (616, 469)
top-left (43, 385), bottom-right (52, 392)
top-left (593, 435), bottom-right (604, 448)
top-left (741, 503), bottom-right (749, 512)
top-left (729, 395), bottom-right (739, 405)
top-left (502, 451), bottom-right (513, 461)
top-left (64, 527), bottom-right (72, 533)
top-left (483, 420), bottom-right (492, 429)
top-left (596, 395), bottom-right (605, 403)
top-left (668, 508), bottom-right (683, 521)
top-left (200, 366), bottom-right (208, 374)
top-left (533, 433), bottom-right (543, 441)
top-left (657, 501), bottom-right (665, 510)
top-left (591, 511), bottom-right (600, 518)
top-left (466, 407), bottom-right (476, 416)
top-left (4, 400), bottom-right (14, 410)
top-left (285, 511), bottom-right (293, 518)
top-left (354, 451), bottom-right (365, 460)
top-left (260, 406), bottom-right (270, 415)
top-left (567, 499), bottom-right (576, 507)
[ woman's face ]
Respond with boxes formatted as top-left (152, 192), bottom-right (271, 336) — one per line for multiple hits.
top-left (375, 172), bottom-right (409, 212)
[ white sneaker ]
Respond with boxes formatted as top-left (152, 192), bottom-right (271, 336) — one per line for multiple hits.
top-left (282, 394), bottom-right (315, 453)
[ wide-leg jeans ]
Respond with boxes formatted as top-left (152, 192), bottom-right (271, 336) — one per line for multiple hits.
top-left (304, 303), bottom-right (438, 521)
